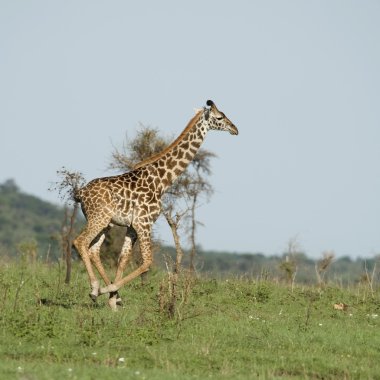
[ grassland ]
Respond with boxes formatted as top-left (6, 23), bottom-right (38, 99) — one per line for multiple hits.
top-left (0, 260), bottom-right (380, 380)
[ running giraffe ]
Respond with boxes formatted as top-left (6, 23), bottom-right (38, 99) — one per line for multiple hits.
top-left (73, 100), bottom-right (238, 309)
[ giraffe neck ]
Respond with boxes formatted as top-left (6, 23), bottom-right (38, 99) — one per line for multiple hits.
top-left (148, 112), bottom-right (208, 192)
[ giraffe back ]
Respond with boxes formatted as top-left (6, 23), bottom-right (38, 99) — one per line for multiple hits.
top-left (76, 166), bottom-right (162, 228)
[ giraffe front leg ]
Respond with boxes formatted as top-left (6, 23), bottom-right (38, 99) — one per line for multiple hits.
top-left (89, 259), bottom-right (122, 308)
top-left (108, 227), bottom-right (138, 310)
top-left (100, 256), bottom-right (152, 296)
top-left (89, 230), bottom-right (121, 305)
top-left (100, 227), bottom-right (152, 303)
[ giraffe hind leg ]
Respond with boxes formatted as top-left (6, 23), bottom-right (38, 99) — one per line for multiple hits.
top-left (73, 220), bottom-right (111, 301)
top-left (108, 226), bottom-right (138, 310)
top-left (89, 231), bottom-right (121, 303)
top-left (114, 226), bottom-right (138, 282)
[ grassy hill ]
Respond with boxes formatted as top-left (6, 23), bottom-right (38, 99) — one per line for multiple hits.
top-left (1, 260), bottom-right (380, 379)
top-left (0, 179), bottom-right (64, 258)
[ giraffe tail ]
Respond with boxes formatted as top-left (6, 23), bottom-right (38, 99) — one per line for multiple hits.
top-left (73, 188), bottom-right (82, 203)
top-left (73, 193), bottom-right (80, 203)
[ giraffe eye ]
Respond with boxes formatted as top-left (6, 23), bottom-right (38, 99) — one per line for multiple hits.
top-left (216, 112), bottom-right (226, 120)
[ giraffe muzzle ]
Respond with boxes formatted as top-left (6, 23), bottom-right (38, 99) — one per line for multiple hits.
top-left (229, 125), bottom-right (239, 135)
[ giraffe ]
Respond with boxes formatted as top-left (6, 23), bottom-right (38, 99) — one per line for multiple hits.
top-left (73, 100), bottom-right (238, 309)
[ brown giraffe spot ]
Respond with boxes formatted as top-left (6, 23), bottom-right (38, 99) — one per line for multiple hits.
top-left (158, 168), bottom-right (166, 177)
top-left (167, 159), bottom-right (176, 170)
top-left (178, 160), bottom-right (187, 168)
top-left (177, 150), bottom-right (184, 159)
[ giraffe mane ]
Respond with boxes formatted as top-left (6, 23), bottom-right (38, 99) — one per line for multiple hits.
top-left (132, 109), bottom-right (204, 170)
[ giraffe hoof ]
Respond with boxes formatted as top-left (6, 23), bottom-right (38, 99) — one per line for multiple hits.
top-left (108, 296), bottom-right (119, 311)
top-left (90, 281), bottom-right (100, 301)
top-left (116, 298), bottom-right (123, 306)
top-left (110, 291), bottom-right (123, 307)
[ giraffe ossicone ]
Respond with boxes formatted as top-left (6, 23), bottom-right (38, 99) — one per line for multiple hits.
top-left (72, 100), bottom-right (238, 310)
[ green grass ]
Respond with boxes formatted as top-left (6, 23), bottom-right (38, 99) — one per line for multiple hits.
top-left (1, 260), bottom-right (380, 379)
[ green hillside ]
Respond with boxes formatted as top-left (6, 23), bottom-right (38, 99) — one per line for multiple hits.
top-left (0, 179), bottom-right (64, 257)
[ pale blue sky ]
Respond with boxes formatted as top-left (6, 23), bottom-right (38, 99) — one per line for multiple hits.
top-left (1, 1), bottom-right (379, 258)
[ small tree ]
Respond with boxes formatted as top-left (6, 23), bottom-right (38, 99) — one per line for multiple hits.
top-left (184, 149), bottom-right (215, 272)
top-left (50, 168), bottom-right (85, 284)
top-left (109, 124), bottom-right (215, 269)
top-left (110, 124), bottom-right (215, 317)
top-left (315, 250), bottom-right (334, 286)
top-left (279, 237), bottom-right (300, 290)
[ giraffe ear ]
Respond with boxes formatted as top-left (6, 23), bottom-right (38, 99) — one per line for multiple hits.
top-left (204, 107), bottom-right (210, 121)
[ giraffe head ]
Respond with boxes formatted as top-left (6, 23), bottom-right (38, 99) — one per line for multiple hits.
top-left (204, 100), bottom-right (239, 135)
